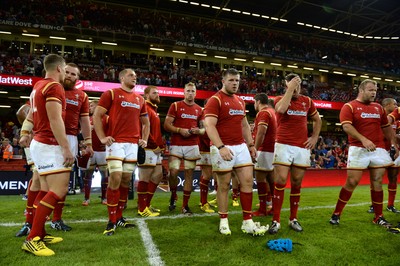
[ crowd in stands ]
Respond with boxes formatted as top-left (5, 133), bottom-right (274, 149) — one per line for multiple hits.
top-left (1, 0), bottom-right (400, 77)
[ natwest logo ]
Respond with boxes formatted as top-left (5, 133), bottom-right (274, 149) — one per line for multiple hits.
top-left (0, 75), bottom-right (33, 86)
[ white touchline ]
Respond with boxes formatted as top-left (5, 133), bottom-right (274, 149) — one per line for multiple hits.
top-left (136, 219), bottom-right (165, 266)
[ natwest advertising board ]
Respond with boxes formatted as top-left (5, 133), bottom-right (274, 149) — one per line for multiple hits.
top-left (1, 74), bottom-right (344, 110)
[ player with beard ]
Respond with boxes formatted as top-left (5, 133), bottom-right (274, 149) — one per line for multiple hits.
top-left (94, 68), bottom-right (150, 236)
top-left (204, 68), bottom-right (268, 236)
top-left (268, 73), bottom-right (321, 235)
top-left (164, 82), bottom-right (203, 215)
top-left (82, 100), bottom-right (109, 206)
top-left (137, 86), bottom-right (164, 217)
top-left (50, 62), bottom-right (93, 231)
top-left (330, 80), bottom-right (396, 228)
top-left (19, 54), bottom-right (74, 256)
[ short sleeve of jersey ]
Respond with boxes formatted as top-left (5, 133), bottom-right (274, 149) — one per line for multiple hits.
top-left (98, 90), bottom-right (113, 113)
top-left (167, 102), bottom-right (177, 118)
top-left (340, 103), bottom-right (353, 125)
top-left (44, 83), bottom-right (64, 104)
top-left (389, 107), bottom-right (400, 123)
top-left (308, 99), bottom-right (318, 117)
top-left (80, 93), bottom-right (90, 117)
top-left (204, 96), bottom-right (220, 118)
top-left (139, 96), bottom-right (147, 116)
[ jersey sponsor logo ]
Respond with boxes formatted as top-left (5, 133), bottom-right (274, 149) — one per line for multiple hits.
top-left (181, 113), bottom-right (198, 120)
top-left (121, 101), bottom-right (140, 109)
top-left (360, 112), bottom-right (380, 119)
top-left (66, 99), bottom-right (79, 106)
top-left (228, 109), bottom-right (245, 115)
top-left (287, 109), bottom-right (307, 116)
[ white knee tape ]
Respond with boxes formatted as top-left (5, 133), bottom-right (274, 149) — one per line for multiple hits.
top-left (123, 163), bottom-right (136, 173)
top-left (98, 165), bottom-right (107, 172)
top-left (169, 159), bottom-right (181, 170)
top-left (108, 160), bottom-right (123, 173)
top-left (184, 160), bottom-right (196, 170)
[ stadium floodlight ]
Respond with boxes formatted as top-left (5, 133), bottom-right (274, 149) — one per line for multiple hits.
top-left (372, 77), bottom-right (381, 80)
top-left (201, 4), bottom-right (210, 7)
top-left (50, 36), bottom-right (66, 40)
top-left (194, 53), bottom-right (207, 57)
top-left (0, 105), bottom-right (11, 108)
top-left (190, 2), bottom-right (199, 6)
top-left (347, 73), bottom-right (356, 76)
top-left (19, 96), bottom-right (30, 99)
top-left (0, 91), bottom-right (8, 94)
top-left (172, 50), bottom-right (186, 54)
top-left (0, 31), bottom-right (11, 34)
top-left (150, 47), bottom-right (164, 51)
top-left (102, 42), bottom-right (117, 46)
top-left (360, 75), bottom-right (369, 78)
top-left (297, 22), bottom-right (305, 25)
top-left (253, 60), bottom-right (264, 64)
top-left (76, 39), bottom-right (92, 43)
top-left (215, 55), bottom-right (227, 59)
top-left (319, 69), bottom-right (329, 72)
top-left (232, 9), bottom-right (241, 13)
top-left (270, 62), bottom-right (281, 66)
top-left (385, 79), bottom-right (393, 82)
top-left (333, 71), bottom-right (343, 75)
top-left (303, 67), bottom-right (314, 70)
top-left (22, 33), bottom-right (39, 37)
top-left (287, 65), bottom-right (298, 68)
top-left (234, 58), bottom-right (246, 62)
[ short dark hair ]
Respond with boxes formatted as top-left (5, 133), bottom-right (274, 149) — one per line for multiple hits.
top-left (44, 54), bottom-right (65, 72)
top-left (222, 68), bottom-right (239, 78)
top-left (254, 93), bottom-right (269, 104)
top-left (285, 73), bottom-right (299, 82)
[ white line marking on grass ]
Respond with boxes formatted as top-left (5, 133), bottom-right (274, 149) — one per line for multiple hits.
top-left (136, 219), bottom-right (165, 266)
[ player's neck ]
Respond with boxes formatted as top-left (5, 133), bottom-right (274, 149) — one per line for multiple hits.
top-left (184, 99), bottom-right (194, 105)
top-left (121, 85), bottom-right (134, 93)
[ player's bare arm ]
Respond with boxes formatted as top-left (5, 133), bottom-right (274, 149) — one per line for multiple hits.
top-left (164, 115), bottom-right (191, 137)
top-left (93, 105), bottom-right (114, 146)
top-left (242, 117), bottom-right (256, 159)
top-left (204, 116), bottom-right (234, 161)
top-left (139, 115), bottom-right (150, 148)
top-left (342, 123), bottom-right (376, 151)
top-left (304, 112), bottom-right (322, 150)
top-left (275, 77), bottom-right (301, 114)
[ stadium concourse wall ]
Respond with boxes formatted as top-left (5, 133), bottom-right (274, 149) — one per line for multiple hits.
top-left (0, 160), bottom-right (386, 195)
